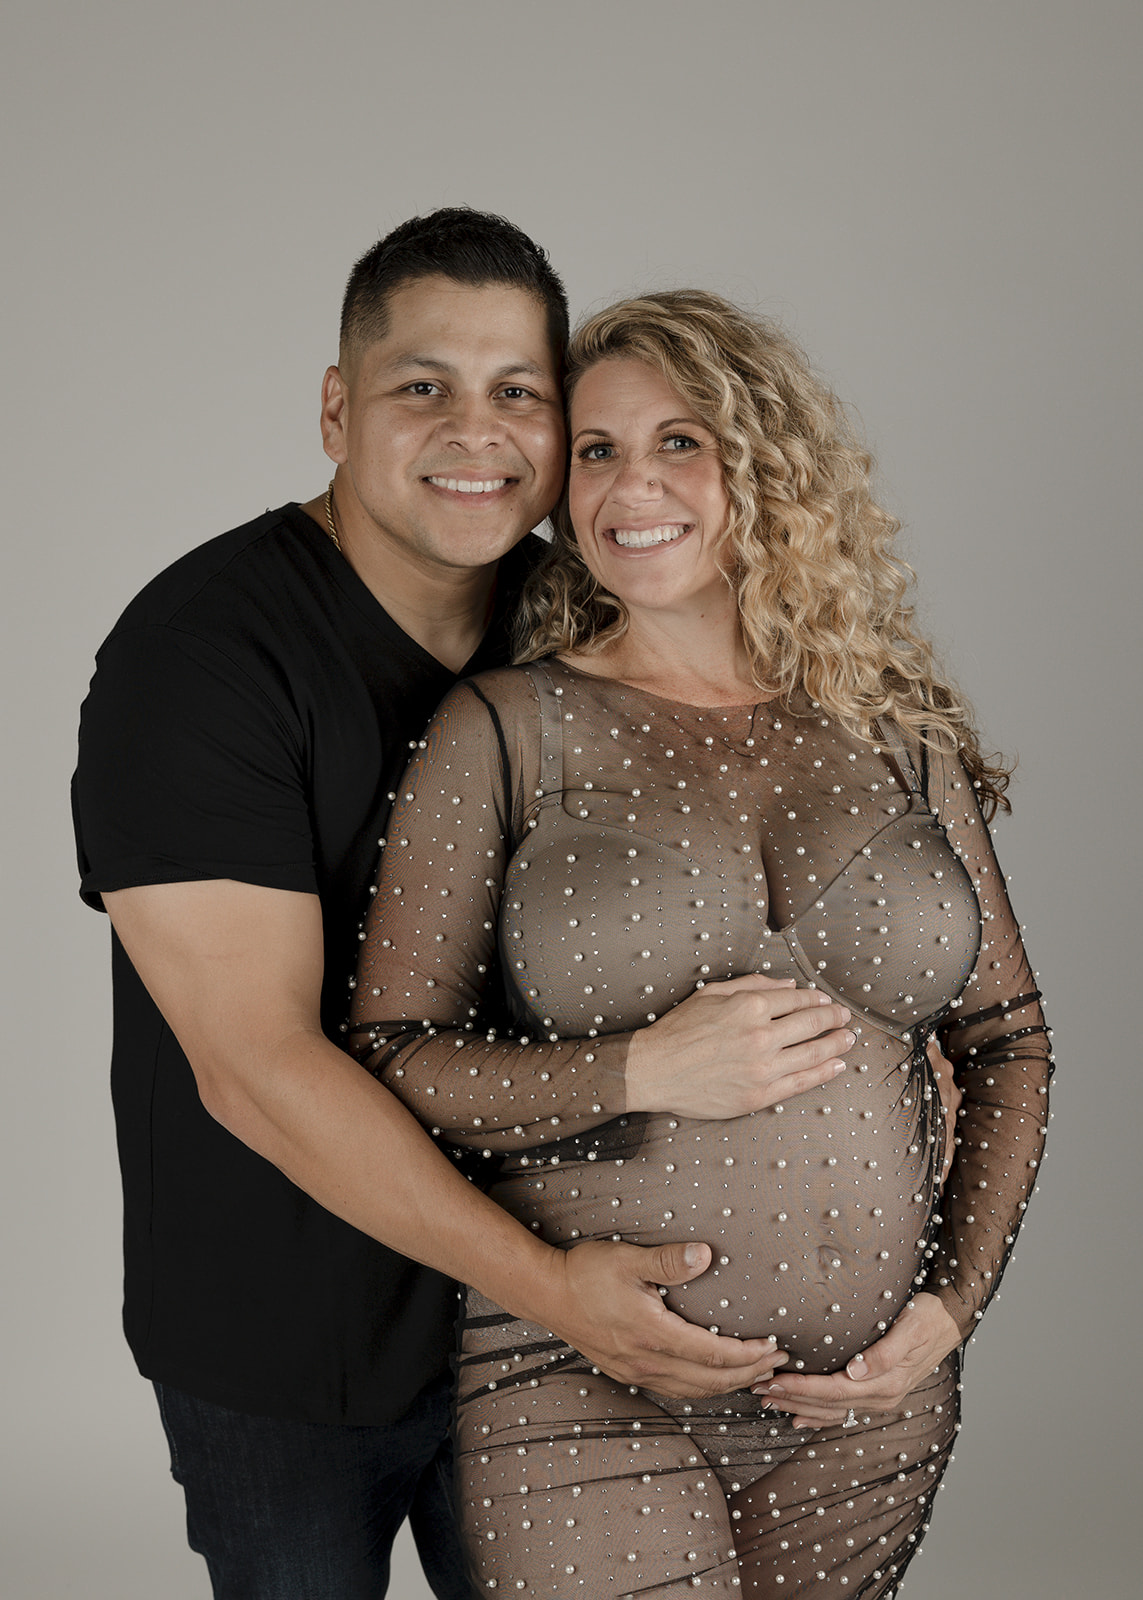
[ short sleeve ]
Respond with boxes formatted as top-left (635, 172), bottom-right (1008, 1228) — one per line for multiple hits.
top-left (73, 624), bottom-right (318, 908)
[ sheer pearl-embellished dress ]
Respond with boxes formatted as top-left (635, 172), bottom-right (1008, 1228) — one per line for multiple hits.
top-left (350, 658), bottom-right (1050, 1598)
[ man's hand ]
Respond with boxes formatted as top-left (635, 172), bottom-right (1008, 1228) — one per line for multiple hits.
top-left (101, 881), bottom-right (791, 1401)
top-left (627, 974), bottom-right (855, 1119)
top-left (531, 1238), bottom-right (789, 1399)
top-left (751, 1292), bottom-right (961, 1427)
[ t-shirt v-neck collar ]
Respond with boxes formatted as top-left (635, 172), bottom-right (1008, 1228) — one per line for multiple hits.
top-left (279, 503), bottom-right (523, 680)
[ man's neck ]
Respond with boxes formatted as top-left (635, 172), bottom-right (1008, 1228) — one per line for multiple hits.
top-left (300, 497), bottom-right (499, 673)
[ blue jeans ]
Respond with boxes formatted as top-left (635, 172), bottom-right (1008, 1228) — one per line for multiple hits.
top-left (154, 1379), bottom-right (471, 1599)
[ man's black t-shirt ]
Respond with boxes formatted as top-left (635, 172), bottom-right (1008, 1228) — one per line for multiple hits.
top-left (73, 502), bottom-right (536, 1424)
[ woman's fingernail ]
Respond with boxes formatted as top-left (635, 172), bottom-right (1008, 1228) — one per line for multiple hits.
top-left (847, 1356), bottom-right (868, 1378)
top-left (830, 1060), bottom-right (847, 1074)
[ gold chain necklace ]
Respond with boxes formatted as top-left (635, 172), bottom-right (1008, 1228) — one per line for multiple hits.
top-left (323, 480), bottom-right (343, 552)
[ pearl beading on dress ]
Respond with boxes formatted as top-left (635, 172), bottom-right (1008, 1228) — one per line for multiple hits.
top-left (348, 659), bottom-right (1051, 1596)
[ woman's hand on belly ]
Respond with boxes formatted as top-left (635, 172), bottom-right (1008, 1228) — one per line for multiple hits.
top-left (626, 974), bottom-right (855, 1119)
top-left (752, 1292), bottom-right (962, 1427)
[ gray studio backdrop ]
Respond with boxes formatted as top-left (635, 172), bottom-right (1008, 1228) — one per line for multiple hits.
top-left (3, 2), bottom-right (1139, 1596)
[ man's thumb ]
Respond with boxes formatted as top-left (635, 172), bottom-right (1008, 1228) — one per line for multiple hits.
top-left (647, 1240), bottom-right (712, 1285)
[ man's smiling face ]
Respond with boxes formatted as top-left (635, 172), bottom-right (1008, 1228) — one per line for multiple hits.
top-left (322, 275), bottom-right (566, 575)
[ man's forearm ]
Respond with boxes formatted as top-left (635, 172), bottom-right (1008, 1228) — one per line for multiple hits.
top-left (198, 1025), bottom-right (562, 1311)
top-left (197, 1027), bottom-right (797, 1399)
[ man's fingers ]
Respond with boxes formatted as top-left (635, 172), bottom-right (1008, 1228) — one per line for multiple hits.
top-left (555, 1240), bottom-right (801, 1399)
top-left (642, 1239), bottom-right (712, 1286)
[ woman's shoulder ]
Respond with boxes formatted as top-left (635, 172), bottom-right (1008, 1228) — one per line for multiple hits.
top-left (452, 657), bottom-right (617, 750)
top-left (461, 655), bottom-right (599, 705)
top-left (437, 663), bottom-right (552, 740)
top-left (457, 661), bottom-right (548, 707)
top-left (873, 715), bottom-right (979, 822)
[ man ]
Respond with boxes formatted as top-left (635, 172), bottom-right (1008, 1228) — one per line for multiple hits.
top-left (73, 209), bottom-right (854, 1597)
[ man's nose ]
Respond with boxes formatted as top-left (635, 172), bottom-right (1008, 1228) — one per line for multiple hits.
top-left (442, 392), bottom-right (503, 451)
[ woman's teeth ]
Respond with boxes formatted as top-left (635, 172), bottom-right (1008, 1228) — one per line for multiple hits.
top-left (612, 524), bottom-right (687, 548)
top-left (427, 477), bottom-right (508, 493)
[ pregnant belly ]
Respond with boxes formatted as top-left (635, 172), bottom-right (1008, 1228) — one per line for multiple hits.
top-left (493, 1038), bottom-right (940, 1372)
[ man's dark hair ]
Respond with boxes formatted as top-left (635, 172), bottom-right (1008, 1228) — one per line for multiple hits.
top-left (340, 207), bottom-right (569, 368)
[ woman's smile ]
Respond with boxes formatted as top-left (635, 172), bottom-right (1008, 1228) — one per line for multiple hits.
top-left (568, 357), bottom-right (731, 612)
top-left (608, 520), bottom-right (692, 549)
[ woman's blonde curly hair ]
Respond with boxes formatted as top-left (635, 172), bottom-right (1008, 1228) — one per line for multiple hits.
top-left (514, 289), bottom-right (1011, 816)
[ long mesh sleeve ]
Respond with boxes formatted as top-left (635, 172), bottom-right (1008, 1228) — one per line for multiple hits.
top-left (348, 676), bottom-right (631, 1150)
top-left (924, 747), bottom-right (1052, 1335)
top-left (346, 658), bottom-right (1049, 1598)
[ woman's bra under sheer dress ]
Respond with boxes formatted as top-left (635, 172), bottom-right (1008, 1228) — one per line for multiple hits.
top-left (350, 658), bottom-right (1050, 1368)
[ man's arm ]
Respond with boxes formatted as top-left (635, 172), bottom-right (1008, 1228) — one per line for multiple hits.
top-left (104, 877), bottom-right (789, 1398)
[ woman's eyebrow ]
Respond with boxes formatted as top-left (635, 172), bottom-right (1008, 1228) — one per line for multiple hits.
top-left (571, 416), bottom-right (706, 445)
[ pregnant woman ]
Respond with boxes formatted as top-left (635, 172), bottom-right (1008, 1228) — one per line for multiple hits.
top-left (350, 291), bottom-right (1050, 1596)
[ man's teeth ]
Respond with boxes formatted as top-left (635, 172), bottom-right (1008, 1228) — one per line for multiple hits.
top-left (612, 525), bottom-right (687, 548)
top-left (427, 477), bottom-right (508, 494)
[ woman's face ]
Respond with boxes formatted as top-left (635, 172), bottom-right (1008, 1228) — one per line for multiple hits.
top-left (567, 358), bottom-right (733, 619)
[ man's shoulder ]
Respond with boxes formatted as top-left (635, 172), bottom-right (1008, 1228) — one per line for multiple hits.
top-left (102, 503), bottom-right (321, 645)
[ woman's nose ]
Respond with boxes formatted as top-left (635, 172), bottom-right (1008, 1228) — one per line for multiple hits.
top-left (611, 452), bottom-right (664, 504)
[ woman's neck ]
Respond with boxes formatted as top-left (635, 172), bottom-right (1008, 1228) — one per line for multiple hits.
top-left (565, 606), bottom-right (769, 709)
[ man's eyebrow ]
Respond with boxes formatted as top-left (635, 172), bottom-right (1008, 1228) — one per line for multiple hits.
top-left (492, 360), bottom-right (551, 380)
top-left (381, 354), bottom-right (456, 375)
top-left (380, 355), bottom-right (551, 381)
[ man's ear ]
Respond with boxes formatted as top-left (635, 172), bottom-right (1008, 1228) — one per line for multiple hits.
top-left (320, 366), bottom-right (349, 464)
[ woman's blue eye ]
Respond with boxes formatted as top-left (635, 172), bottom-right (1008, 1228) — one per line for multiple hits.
top-left (578, 442), bottom-right (613, 461)
top-left (663, 434), bottom-right (698, 451)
